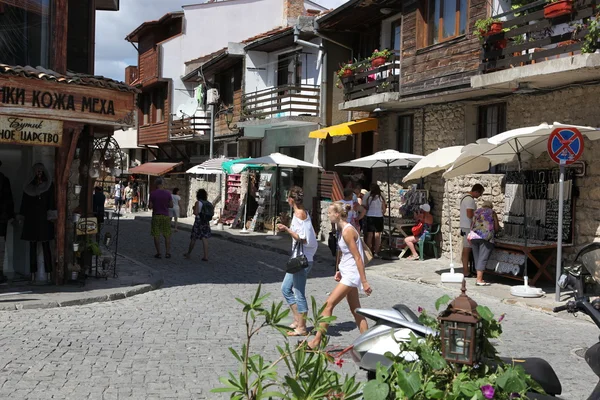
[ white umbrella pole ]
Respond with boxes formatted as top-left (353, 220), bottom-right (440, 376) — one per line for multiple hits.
top-left (441, 179), bottom-right (463, 283)
top-left (383, 162), bottom-right (398, 260)
top-left (266, 166), bottom-right (282, 240)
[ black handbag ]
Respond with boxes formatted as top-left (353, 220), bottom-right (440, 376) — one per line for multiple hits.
top-left (328, 231), bottom-right (337, 257)
top-left (286, 240), bottom-right (309, 274)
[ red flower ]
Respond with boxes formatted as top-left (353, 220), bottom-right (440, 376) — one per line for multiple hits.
top-left (335, 358), bottom-right (345, 368)
top-left (498, 313), bottom-right (506, 323)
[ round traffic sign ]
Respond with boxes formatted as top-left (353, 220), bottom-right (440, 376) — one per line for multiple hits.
top-left (547, 127), bottom-right (584, 165)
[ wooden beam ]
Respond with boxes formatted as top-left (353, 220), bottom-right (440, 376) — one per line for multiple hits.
top-left (170, 143), bottom-right (189, 162)
top-left (55, 122), bottom-right (83, 285)
top-left (52, 0), bottom-right (68, 74)
top-left (143, 145), bottom-right (159, 160)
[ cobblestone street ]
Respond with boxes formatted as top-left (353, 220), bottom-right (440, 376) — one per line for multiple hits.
top-left (0, 219), bottom-right (597, 399)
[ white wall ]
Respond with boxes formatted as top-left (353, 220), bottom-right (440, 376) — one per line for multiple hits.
top-left (183, 0), bottom-right (284, 59)
top-left (113, 127), bottom-right (139, 150)
top-left (160, 35), bottom-right (198, 119)
top-left (245, 51), bottom-right (270, 93)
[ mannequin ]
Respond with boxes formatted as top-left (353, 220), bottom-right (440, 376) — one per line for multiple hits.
top-left (18, 163), bottom-right (56, 282)
top-left (0, 161), bottom-right (15, 283)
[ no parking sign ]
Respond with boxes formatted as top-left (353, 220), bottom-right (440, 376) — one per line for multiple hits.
top-left (547, 127), bottom-right (584, 165)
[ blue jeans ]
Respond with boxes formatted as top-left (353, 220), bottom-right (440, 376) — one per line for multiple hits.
top-left (281, 262), bottom-right (313, 313)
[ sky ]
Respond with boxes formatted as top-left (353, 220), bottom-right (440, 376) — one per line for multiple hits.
top-left (95, 0), bottom-right (349, 81)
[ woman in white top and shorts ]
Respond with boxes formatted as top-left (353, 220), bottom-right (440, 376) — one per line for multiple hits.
top-left (364, 183), bottom-right (386, 258)
top-left (307, 202), bottom-right (373, 349)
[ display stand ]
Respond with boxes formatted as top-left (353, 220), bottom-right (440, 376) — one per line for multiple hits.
top-left (222, 174), bottom-right (242, 225)
top-left (250, 173), bottom-right (273, 233)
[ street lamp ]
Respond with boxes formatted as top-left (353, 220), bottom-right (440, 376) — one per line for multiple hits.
top-left (224, 107), bottom-right (234, 128)
top-left (438, 280), bottom-right (483, 366)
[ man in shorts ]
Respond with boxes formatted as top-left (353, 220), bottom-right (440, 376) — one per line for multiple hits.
top-left (461, 184), bottom-right (484, 277)
top-left (114, 181), bottom-right (123, 213)
top-left (149, 177), bottom-right (173, 258)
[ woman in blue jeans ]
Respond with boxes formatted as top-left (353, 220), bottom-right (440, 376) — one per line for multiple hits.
top-left (277, 186), bottom-right (318, 336)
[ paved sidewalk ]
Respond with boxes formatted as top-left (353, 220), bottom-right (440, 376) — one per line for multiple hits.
top-left (0, 254), bottom-right (163, 311)
top-left (136, 212), bottom-right (572, 315)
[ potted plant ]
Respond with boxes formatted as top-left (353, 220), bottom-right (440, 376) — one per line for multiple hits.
top-left (335, 61), bottom-right (356, 88)
top-left (475, 18), bottom-right (504, 41)
top-left (369, 49), bottom-right (393, 67)
top-left (544, 0), bottom-right (573, 19)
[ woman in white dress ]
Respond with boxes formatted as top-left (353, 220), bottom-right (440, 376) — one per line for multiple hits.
top-left (307, 202), bottom-right (373, 349)
top-left (169, 188), bottom-right (181, 232)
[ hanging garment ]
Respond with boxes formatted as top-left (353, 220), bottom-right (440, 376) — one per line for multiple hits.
top-left (30, 241), bottom-right (52, 273)
top-left (20, 163), bottom-right (56, 242)
top-left (0, 171), bottom-right (15, 237)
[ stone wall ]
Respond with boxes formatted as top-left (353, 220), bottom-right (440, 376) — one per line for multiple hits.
top-left (161, 175), bottom-right (189, 217)
top-left (187, 174), bottom-right (224, 217)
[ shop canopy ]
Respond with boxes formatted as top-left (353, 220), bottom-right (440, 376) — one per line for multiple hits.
top-left (308, 118), bottom-right (378, 139)
top-left (236, 153), bottom-right (320, 169)
top-left (128, 162), bottom-right (183, 176)
top-left (187, 157), bottom-right (231, 175)
top-left (402, 146), bottom-right (464, 182)
top-left (222, 158), bottom-right (264, 174)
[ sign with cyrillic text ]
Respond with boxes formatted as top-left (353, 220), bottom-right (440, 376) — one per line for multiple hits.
top-left (0, 116), bottom-right (63, 147)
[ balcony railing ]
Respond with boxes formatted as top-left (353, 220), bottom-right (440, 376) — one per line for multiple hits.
top-left (341, 56), bottom-right (400, 101)
top-left (170, 115), bottom-right (210, 140)
top-left (241, 84), bottom-right (320, 121)
top-left (481, 0), bottom-right (594, 73)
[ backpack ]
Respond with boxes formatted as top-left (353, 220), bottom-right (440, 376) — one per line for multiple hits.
top-left (199, 200), bottom-right (214, 222)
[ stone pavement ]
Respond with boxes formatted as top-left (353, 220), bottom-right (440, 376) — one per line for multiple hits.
top-left (0, 218), bottom-right (597, 399)
top-left (137, 212), bottom-right (575, 315)
top-left (0, 251), bottom-right (163, 311)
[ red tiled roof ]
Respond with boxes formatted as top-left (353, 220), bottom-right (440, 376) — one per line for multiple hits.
top-left (125, 11), bottom-right (184, 42)
top-left (185, 48), bottom-right (227, 66)
top-left (0, 64), bottom-right (138, 93)
top-left (241, 26), bottom-right (292, 44)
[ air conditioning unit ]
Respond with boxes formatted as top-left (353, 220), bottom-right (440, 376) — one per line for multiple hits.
top-left (207, 89), bottom-right (219, 105)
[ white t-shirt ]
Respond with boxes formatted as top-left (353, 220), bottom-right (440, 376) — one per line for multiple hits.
top-left (171, 194), bottom-right (181, 211)
top-left (365, 193), bottom-right (384, 217)
top-left (291, 214), bottom-right (318, 262)
top-left (114, 184), bottom-right (122, 198)
top-left (460, 194), bottom-right (476, 229)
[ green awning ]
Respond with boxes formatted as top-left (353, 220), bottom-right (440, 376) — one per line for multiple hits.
top-left (222, 158), bottom-right (264, 174)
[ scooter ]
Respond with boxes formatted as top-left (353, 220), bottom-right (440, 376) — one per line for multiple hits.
top-left (555, 242), bottom-right (600, 400)
top-left (350, 304), bottom-right (562, 398)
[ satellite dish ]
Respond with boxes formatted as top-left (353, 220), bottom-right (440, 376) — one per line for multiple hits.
top-left (176, 97), bottom-right (199, 118)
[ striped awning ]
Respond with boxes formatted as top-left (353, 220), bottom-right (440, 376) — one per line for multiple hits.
top-left (186, 157), bottom-right (231, 174)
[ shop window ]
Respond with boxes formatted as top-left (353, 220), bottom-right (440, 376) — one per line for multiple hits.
top-left (279, 146), bottom-right (304, 161)
top-left (226, 142), bottom-right (238, 158)
top-left (249, 140), bottom-right (262, 158)
top-left (477, 103), bottom-right (506, 139)
top-left (421, 0), bottom-right (468, 47)
top-left (217, 69), bottom-right (235, 106)
top-left (141, 94), bottom-right (150, 125)
top-left (397, 115), bottom-right (414, 154)
top-left (0, 0), bottom-right (52, 68)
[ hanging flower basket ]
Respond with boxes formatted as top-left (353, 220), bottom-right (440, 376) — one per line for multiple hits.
top-left (341, 69), bottom-right (354, 78)
top-left (544, 0), bottom-right (573, 18)
top-left (73, 243), bottom-right (80, 252)
top-left (371, 56), bottom-right (387, 68)
top-left (74, 185), bottom-right (82, 195)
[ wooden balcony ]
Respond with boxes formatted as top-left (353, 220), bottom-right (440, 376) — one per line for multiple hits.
top-left (480, 0), bottom-right (594, 73)
top-left (138, 47), bottom-right (159, 86)
top-left (240, 84), bottom-right (320, 122)
top-left (170, 115), bottom-right (211, 141)
top-left (341, 56), bottom-right (400, 101)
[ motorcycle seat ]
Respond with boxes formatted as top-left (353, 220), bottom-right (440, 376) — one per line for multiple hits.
top-left (392, 304), bottom-right (420, 324)
top-left (498, 357), bottom-right (562, 396)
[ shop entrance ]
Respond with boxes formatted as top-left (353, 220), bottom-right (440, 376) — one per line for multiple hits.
top-left (0, 145), bottom-right (33, 279)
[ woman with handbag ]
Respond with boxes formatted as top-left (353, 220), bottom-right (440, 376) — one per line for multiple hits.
top-left (277, 186), bottom-right (318, 336)
top-left (404, 204), bottom-right (433, 260)
top-left (468, 201), bottom-right (499, 286)
top-left (307, 202), bottom-right (373, 350)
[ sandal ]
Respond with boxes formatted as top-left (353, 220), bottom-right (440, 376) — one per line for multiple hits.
top-left (165, 254), bottom-right (171, 259)
top-left (289, 322), bottom-right (298, 329)
top-left (202, 258), bottom-right (209, 262)
top-left (476, 281), bottom-right (491, 286)
top-left (154, 254), bottom-right (161, 259)
top-left (287, 328), bottom-right (308, 337)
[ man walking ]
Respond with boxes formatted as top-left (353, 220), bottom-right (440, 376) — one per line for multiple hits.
top-left (149, 177), bottom-right (173, 259)
top-left (460, 184), bottom-right (484, 276)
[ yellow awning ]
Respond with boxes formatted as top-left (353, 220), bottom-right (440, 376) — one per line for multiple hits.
top-left (309, 118), bottom-right (378, 139)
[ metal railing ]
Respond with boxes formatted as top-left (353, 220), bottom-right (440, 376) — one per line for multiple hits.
top-left (481, 0), bottom-right (594, 72)
top-left (170, 115), bottom-right (211, 140)
top-left (340, 55), bottom-right (401, 101)
top-left (241, 84), bottom-right (320, 121)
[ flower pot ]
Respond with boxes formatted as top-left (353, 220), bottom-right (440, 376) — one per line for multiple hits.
top-left (544, 1), bottom-right (573, 18)
top-left (73, 243), bottom-right (80, 252)
top-left (489, 22), bottom-right (503, 33)
top-left (71, 271), bottom-right (79, 280)
top-left (371, 56), bottom-right (387, 68)
top-left (341, 69), bottom-right (353, 78)
top-left (74, 185), bottom-right (82, 195)
top-left (496, 39), bottom-right (508, 50)
top-left (73, 213), bottom-right (81, 223)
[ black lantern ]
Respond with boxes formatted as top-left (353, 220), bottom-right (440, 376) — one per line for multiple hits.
top-left (225, 107), bottom-right (234, 127)
top-left (438, 280), bottom-right (483, 366)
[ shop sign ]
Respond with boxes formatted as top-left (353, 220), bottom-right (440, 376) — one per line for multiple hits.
top-left (547, 127), bottom-right (584, 165)
top-left (0, 116), bottom-right (62, 147)
top-left (76, 217), bottom-right (98, 236)
top-left (0, 77), bottom-right (136, 127)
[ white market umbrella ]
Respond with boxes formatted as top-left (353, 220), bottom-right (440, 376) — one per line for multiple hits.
top-left (443, 122), bottom-right (600, 298)
top-left (337, 150), bottom-right (424, 260)
top-left (186, 157), bottom-right (230, 175)
top-left (403, 146), bottom-right (464, 282)
top-left (236, 153), bottom-right (320, 237)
